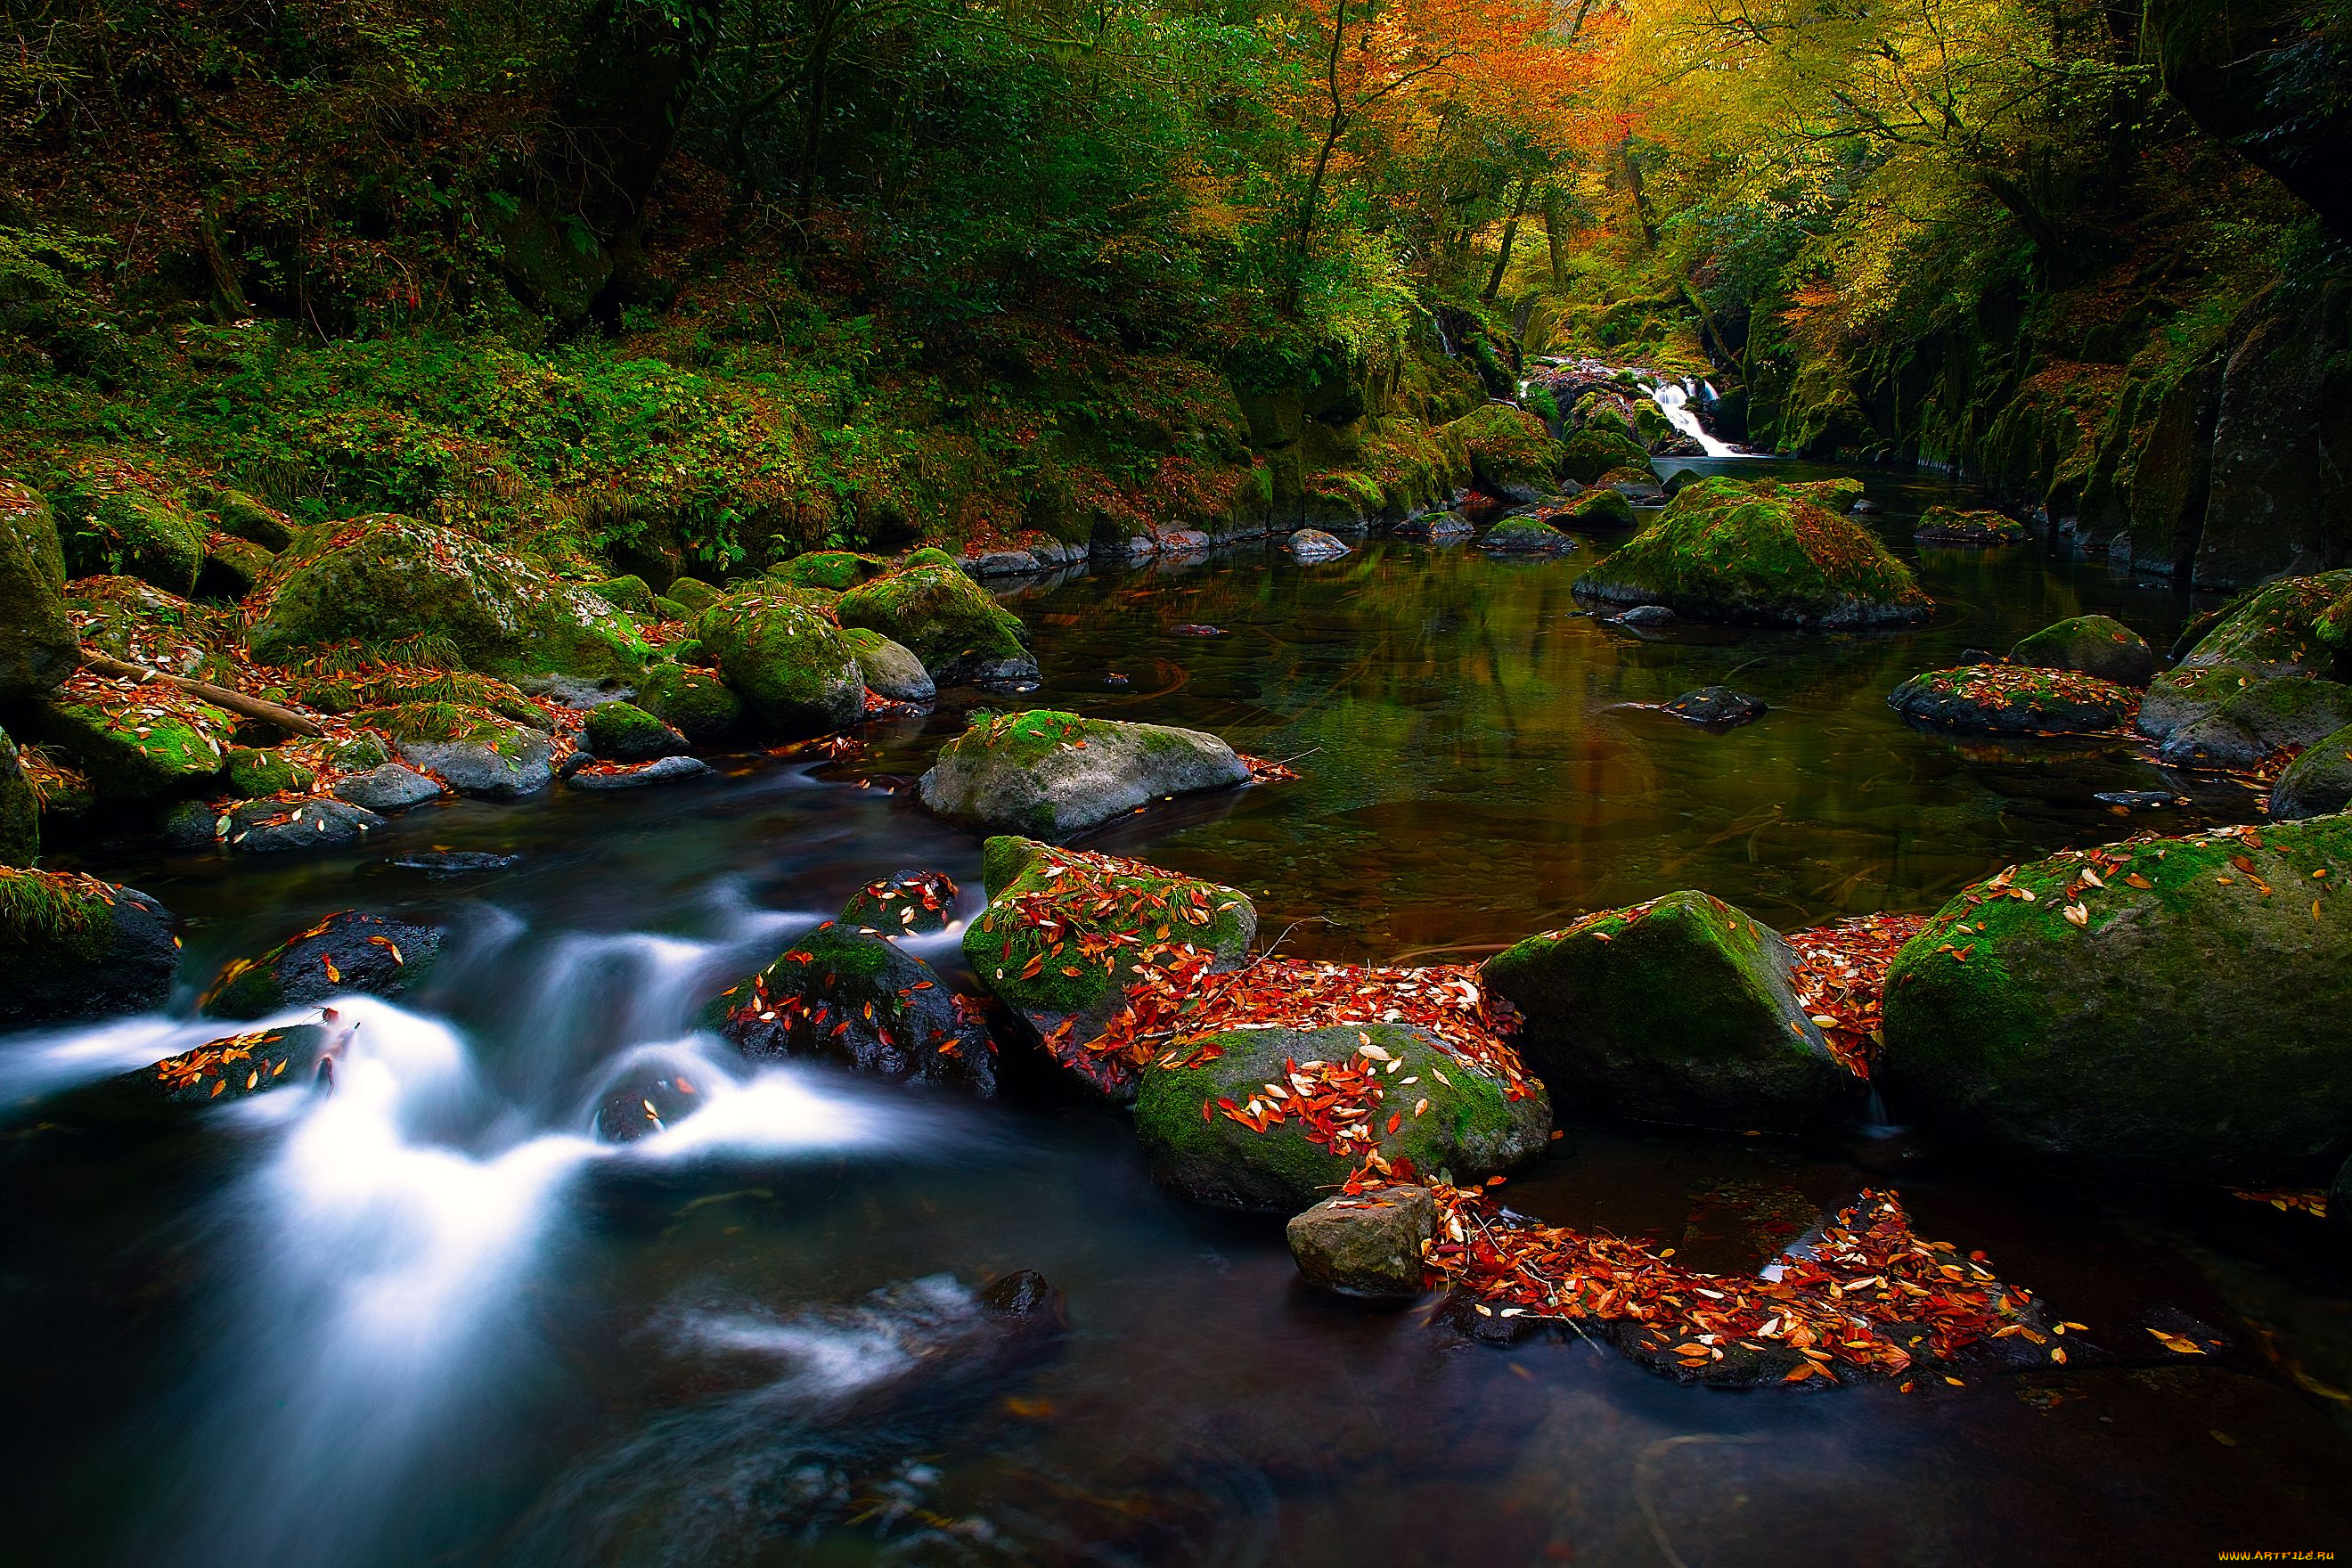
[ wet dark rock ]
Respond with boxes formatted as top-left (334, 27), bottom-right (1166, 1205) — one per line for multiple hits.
top-left (584, 700), bottom-right (690, 762)
top-left (1103, 673), bottom-right (1130, 686)
top-left (119, 1021), bottom-right (343, 1107)
top-left (1478, 516), bottom-right (1576, 555)
top-left (0, 872), bottom-right (177, 1028)
top-left (1289, 528), bottom-right (1352, 563)
top-left (2010, 614), bottom-right (2158, 690)
top-left (221, 796), bottom-right (388, 853)
top-left (1956, 648), bottom-right (2010, 666)
top-left (2094, 789), bottom-right (2189, 810)
top-left (1662, 687), bottom-right (1766, 729)
top-left (332, 762), bottom-right (447, 814)
top-left (387, 849), bottom-right (523, 878)
top-left (706, 921), bottom-right (996, 1094)
top-left (1889, 666), bottom-right (2140, 735)
top-left (2268, 724), bottom-right (2352, 819)
top-left (594, 1069), bottom-right (706, 1141)
top-left (979, 1269), bottom-right (1063, 1323)
top-left (1168, 622), bottom-right (1228, 636)
top-left (1392, 511), bottom-right (1474, 543)
top-left (1611, 605), bottom-right (1677, 628)
top-left (201, 910), bottom-right (444, 1019)
top-left (838, 869), bottom-right (959, 935)
top-left (1850, 497), bottom-right (1883, 515)
top-left (566, 755), bottom-right (716, 790)
top-left (1287, 1187), bottom-right (1437, 1300)
top-left (0, 725), bottom-right (37, 865)
top-left (919, 709), bottom-right (1248, 837)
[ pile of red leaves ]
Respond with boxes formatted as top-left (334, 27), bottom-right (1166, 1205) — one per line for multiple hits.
top-left (1427, 1182), bottom-right (2048, 1384)
top-left (1784, 912), bottom-right (1926, 1077)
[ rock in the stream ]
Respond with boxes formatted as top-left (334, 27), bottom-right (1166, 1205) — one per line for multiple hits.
top-left (634, 662), bottom-right (745, 744)
top-left (1132, 1024), bottom-right (1551, 1212)
top-left (594, 1067), bottom-right (707, 1141)
top-left (584, 700), bottom-right (689, 762)
top-left (693, 590), bottom-right (866, 736)
top-left (220, 796), bottom-right (388, 853)
top-left (838, 869), bottom-right (959, 935)
top-left (1661, 687), bottom-right (1766, 729)
top-left (386, 850), bottom-right (521, 878)
top-left (919, 709), bottom-right (1249, 837)
top-left (1392, 511), bottom-right (1474, 543)
top-left (1448, 404), bottom-right (1565, 502)
top-left (1560, 428), bottom-right (1656, 486)
top-left (1880, 818), bottom-right (2352, 1183)
top-left (1479, 516), bottom-right (1576, 555)
top-left (772, 550), bottom-right (888, 592)
top-left (1575, 477), bottom-right (1931, 628)
top-left (1888, 666), bottom-right (2141, 735)
top-left (566, 755), bottom-right (715, 790)
top-left (332, 762), bottom-right (447, 813)
top-left (119, 1021), bottom-right (343, 1107)
top-left (0, 479), bottom-right (76, 702)
top-left (2136, 570), bottom-right (2352, 768)
top-left (2010, 614), bottom-right (2158, 689)
top-left (1914, 506), bottom-right (2028, 545)
top-left (837, 548), bottom-right (1038, 688)
top-left (1482, 890), bottom-right (1851, 1132)
top-left (1610, 605), bottom-right (1677, 629)
top-left (705, 921), bottom-right (995, 1094)
top-left (1289, 529), bottom-right (1352, 563)
top-left (1287, 1187), bottom-right (1438, 1300)
top-left (202, 910), bottom-right (443, 1020)
top-left (842, 625), bottom-right (937, 702)
top-left (0, 869), bottom-right (177, 1028)
top-left (353, 701), bottom-right (555, 797)
top-left (962, 837), bottom-right (1255, 1101)
top-left (1558, 487), bottom-right (1637, 528)
top-left (2269, 724), bottom-right (2352, 820)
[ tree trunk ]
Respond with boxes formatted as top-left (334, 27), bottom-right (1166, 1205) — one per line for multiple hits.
top-left (1619, 142), bottom-right (1657, 248)
top-left (1542, 182), bottom-right (1568, 290)
top-left (1482, 174), bottom-right (1533, 301)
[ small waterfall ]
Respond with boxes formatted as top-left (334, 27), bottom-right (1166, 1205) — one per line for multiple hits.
top-left (1647, 380), bottom-right (1743, 458)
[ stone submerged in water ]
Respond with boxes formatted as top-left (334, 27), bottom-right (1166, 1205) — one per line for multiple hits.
top-left (0, 868), bottom-right (178, 1028)
top-left (201, 910), bottom-right (443, 1019)
top-left (1132, 1024), bottom-right (1552, 1213)
top-left (1287, 1186), bottom-right (1438, 1300)
top-left (387, 850), bottom-right (521, 878)
top-left (1482, 890), bottom-right (1850, 1133)
top-left (1880, 818), bottom-right (2352, 1183)
top-left (220, 796), bottom-right (387, 853)
top-left (1611, 605), bottom-right (1676, 629)
top-left (2009, 614), bottom-right (2157, 689)
top-left (1479, 515), bottom-right (1576, 555)
top-left (705, 920), bottom-right (995, 1094)
top-left (1661, 686), bottom-right (1766, 729)
top-left (1887, 666), bottom-right (2141, 735)
top-left (594, 1068), bottom-right (706, 1141)
top-left (332, 762), bottom-right (447, 813)
top-left (919, 709), bottom-right (1250, 837)
top-left (1914, 505), bottom-right (2028, 544)
top-left (1288, 529), bottom-right (1352, 563)
top-left (566, 755), bottom-right (715, 790)
top-left (839, 869), bottom-right (959, 935)
top-left (2267, 724), bottom-right (2352, 820)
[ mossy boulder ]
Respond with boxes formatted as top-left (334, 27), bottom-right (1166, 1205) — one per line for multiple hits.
top-left (246, 512), bottom-right (650, 680)
top-left (2010, 614), bottom-right (2157, 689)
top-left (836, 549), bottom-right (1037, 687)
top-left (839, 869), bottom-right (959, 935)
top-left (226, 747), bottom-right (314, 798)
top-left (663, 576), bottom-right (723, 614)
top-left (704, 921), bottom-right (994, 1094)
top-left (350, 702), bottom-right (554, 797)
top-left (1573, 477), bottom-right (1931, 628)
top-left (2270, 724), bottom-right (2352, 820)
top-left (584, 700), bottom-right (688, 762)
top-left (587, 574), bottom-right (657, 616)
top-left (290, 666), bottom-right (548, 727)
top-left (1133, 1025), bottom-right (1552, 1212)
top-left (51, 456), bottom-right (208, 595)
top-left (1482, 890), bottom-right (1850, 1132)
top-left (64, 576), bottom-right (221, 675)
top-left (23, 690), bottom-right (234, 797)
top-left (0, 727), bottom-right (38, 865)
top-left (692, 590), bottom-right (864, 736)
top-left (1557, 488), bottom-right (1637, 528)
top-left (202, 910), bottom-right (444, 1019)
top-left (199, 533), bottom-right (277, 598)
top-left (1915, 506), bottom-right (2029, 545)
top-left (772, 551), bottom-right (887, 592)
top-left (1880, 820), bottom-right (2352, 1183)
top-left (1445, 404), bottom-right (1563, 502)
top-left (963, 837), bottom-right (1256, 1100)
top-left (2137, 572), bottom-right (2352, 765)
top-left (842, 626), bottom-right (936, 702)
top-left (0, 868), bottom-right (177, 1027)
top-left (634, 662), bottom-right (744, 744)
top-left (1888, 666), bottom-right (2141, 735)
top-left (1478, 516), bottom-right (1576, 555)
top-left (1287, 1187), bottom-right (1437, 1299)
top-left (1560, 428), bottom-right (1658, 486)
top-left (0, 479), bottom-right (76, 700)
top-left (196, 488), bottom-right (297, 551)
top-left (919, 709), bottom-right (1250, 837)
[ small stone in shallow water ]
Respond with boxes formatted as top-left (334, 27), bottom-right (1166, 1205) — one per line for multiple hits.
top-left (387, 850), bottom-right (524, 878)
top-left (1169, 623), bottom-right (1227, 637)
top-left (1612, 605), bottom-right (1677, 628)
top-left (1662, 687), bottom-right (1768, 729)
top-left (1289, 528), bottom-right (1352, 563)
top-left (566, 755), bottom-right (716, 790)
top-left (2093, 790), bottom-right (2187, 811)
top-left (1104, 673), bottom-right (1130, 687)
top-left (1288, 1187), bottom-right (1438, 1300)
top-left (594, 1071), bottom-right (703, 1141)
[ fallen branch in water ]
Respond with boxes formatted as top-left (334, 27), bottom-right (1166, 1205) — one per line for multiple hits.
top-left (76, 649), bottom-right (326, 738)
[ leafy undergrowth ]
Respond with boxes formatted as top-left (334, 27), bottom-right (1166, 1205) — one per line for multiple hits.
top-left (1429, 1182), bottom-right (2055, 1387)
top-left (1785, 912), bottom-right (1927, 1077)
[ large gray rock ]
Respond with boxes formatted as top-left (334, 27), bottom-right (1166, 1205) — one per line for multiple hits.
top-left (332, 762), bottom-right (447, 813)
top-left (1288, 529), bottom-right (1352, 563)
top-left (693, 590), bottom-right (864, 735)
top-left (843, 626), bottom-right (936, 702)
top-left (353, 703), bottom-right (555, 797)
top-left (1287, 1187), bottom-right (1437, 1300)
top-left (221, 796), bottom-right (388, 853)
top-left (919, 709), bottom-right (1249, 837)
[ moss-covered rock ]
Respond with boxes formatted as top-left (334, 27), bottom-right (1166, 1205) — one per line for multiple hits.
top-left (2010, 614), bottom-right (2157, 689)
top-left (1573, 477), bottom-right (1931, 628)
top-left (1286, 1187), bottom-right (1437, 1299)
top-left (0, 727), bottom-right (37, 866)
top-left (1482, 890), bottom-right (1851, 1131)
top-left (0, 868), bottom-right (177, 1027)
top-left (704, 921), bottom-right (994, 1094)
top-left (197, 487), bottom-right (297, 551)
top-left (63, 576), bottom-right (222, 676)
top-left (1133, 1024), bottom-right (1552, 1212)
top-left (290, 666), bottom-right (548, 728)
top-left (51, 456), bottom-right (208, 595)
top-left (1478, 515), bottom-right (1576, 555)
top-left (1560, 428), bottom-right (1659, 486)
top-left (584, 700), bottom-right (688, 762)
top-left (1888, 666), bottom-right (2141, 735)
top-left (842, 626), bottom-right (936, 702)
top-left (2270, 724), bottom-right (2352, 820)
top-left (663, 576), bottom-right (723, 614)
top-left (349, 701), bottom-right (554, 796)
top-left (2137, 572), bottom-right (2352, 765)
top-left (1445, 404), bottom-right (1563, 502)
top-left (226, 746), bottom-right (315, 798)
top-left (1915, 505), bottom-right (2029, 544)
top-left (963, 837), bottom-right (1256, 1100)
top-left (22, 690), bottom-right (234, 797)
top-left (836, 549), bottom-right (1037, 687)
top-left (692, 590), bottom-right (864, 735)
top-left (772, 551), bottom-right (887, 592)
top-left (839, 868), bottom-right (959, 935)
top-left (247, 512), bottom-right (650, 680)
top-left (919, 709), bottom-right (1250, 836)
top-left (587, 574), bottom-right (657, 615)
top-left (1556, 487), bottom-right (1637, 528)
top-left (1880, 820), bottom-right (2352, 1183)
top-left (634, 662), bottom-right (744, 743)
top-left (202, 910), bottom-right (444, 1019)
top-left (0, 480), bottom-right (77, 700)
top-left (199, 533), bottom-right (277, 598)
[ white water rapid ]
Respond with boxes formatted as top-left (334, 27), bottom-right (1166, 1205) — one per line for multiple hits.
top-left (1648, 380), bottom-right (1744, 458)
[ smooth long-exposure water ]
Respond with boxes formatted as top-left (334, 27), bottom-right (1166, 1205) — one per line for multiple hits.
top-left (4, 461), bottom-right (2348, 1566)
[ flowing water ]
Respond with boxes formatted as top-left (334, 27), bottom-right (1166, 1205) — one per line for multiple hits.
top-left (1646, 384), bottom-right (1743, 459)
top-left (5, 459), bottom-right (2349, 1567)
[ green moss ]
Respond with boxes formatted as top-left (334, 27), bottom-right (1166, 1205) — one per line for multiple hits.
top-left (1915, 505), bottom-right (2028, 543)
top-left (665, 576), bottom-right (723, 614)
top-left (1560, 428), bottom-right (1656, 486)
top-left (691, 590), bottom-right (862, 732)
top-left (584, 700), bottom-right (676, 757)
top-left (1563, 488), bottom-right (1637, 527)
top-left (25, 695), bottom-right (233, 797)
top-left (771, 551), bottom-right (886, 592)
top-left (292, 666), bottom-right (546, 726)
top-left (634, 662), bottom-right (743, 742)
top-left (51, 456), bottom-right (207, 595)
top-left (0, 866), bottom-right (113, 963)
top-left (588, 574), bottom-right (657, 615)
top-left (226, 747), bottom-right (314, 798)
top-left (0, 728), bottom-right (38, 866)
top-left (0, 479), bottom-right (76, 703)
top-left (836, 553), bottom-right (1028, 674)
